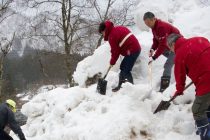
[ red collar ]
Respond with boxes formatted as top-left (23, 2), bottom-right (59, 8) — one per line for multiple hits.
top-left (174, 37), bottom-right (187, 53)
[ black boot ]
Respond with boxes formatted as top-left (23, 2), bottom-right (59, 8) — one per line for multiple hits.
top-left (112, 74), bottom-right (124, 92)
top-left (159, 76), bottom-right (170, 92)
top-left (125, 72), bottom-right (134, 84)
top-left (195, 119), bottom-right (210, 140)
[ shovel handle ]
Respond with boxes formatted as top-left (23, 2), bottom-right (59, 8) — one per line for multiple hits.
top-left (170, 81), bottom-right (193, 102)
top-left (103, 65), bottom-right (112, 79)
top-left (184, 81), bottom-right (193, 90)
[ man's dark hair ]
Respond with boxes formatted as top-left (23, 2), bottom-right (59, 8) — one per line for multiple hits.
top-left (98, 22), bottom-right (106, 33)
top-left (143, 12), bottom-right (155, 20)
top-left (167, 33), bottom-right (181, 48)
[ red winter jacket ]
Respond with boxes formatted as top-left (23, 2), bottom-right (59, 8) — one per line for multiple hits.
top-left (174, 37), bottom-right (210, 96)
top-left (104, 21), bottom-right (141, 65)
top-left (151, 19), bottom-right (181, 59)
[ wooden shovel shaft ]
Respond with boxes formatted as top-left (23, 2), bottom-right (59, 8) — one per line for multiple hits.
top-left (169, 81), bottom-right (193, 102)
top-left (103, 65), bottom-right (112, 79)
top-left (154, 81), bottom-right (193, 114)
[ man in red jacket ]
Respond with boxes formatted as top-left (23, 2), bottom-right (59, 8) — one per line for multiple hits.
top-left (167, 33), bottom-right (210, 140)
top-left (143, 12), bottom-right (182, 92)
top-left (99, 20), bottom-right (141, 92)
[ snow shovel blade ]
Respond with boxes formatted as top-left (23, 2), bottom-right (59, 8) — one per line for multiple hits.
top-left (153, 100), bottom-right (171, 114)
top-left (97, 78), bottom-right (107, 95)
top-left (153, 82), bottom-right (193, 114)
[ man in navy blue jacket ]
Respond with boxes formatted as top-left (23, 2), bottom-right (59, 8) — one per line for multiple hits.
top-left (0, 99), bottom-right (26, 140)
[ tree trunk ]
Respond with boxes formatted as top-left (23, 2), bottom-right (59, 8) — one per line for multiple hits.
top-left (65, 52), bottom-right (74, 87)
top-left (61, 0), bottom-right (74, 87)
top-left (96, 35), bottom-right (103, 49)
top-left (0, 56), bottom-right (4, 101)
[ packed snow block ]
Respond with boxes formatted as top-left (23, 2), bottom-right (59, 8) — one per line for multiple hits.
top-left (173, 6), bottom-right (210, 38)
top-left (135, 0), bottom-right (169, 31)
top-left (22, 102), bottom-right (46, 118)
top-left (73, 43), bottom-right (112, 87)
top-left (120, 83), bottom-right (152, 101)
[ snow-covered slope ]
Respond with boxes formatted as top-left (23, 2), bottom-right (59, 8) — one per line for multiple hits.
top-left (13, 0), bottom-right (210, 140)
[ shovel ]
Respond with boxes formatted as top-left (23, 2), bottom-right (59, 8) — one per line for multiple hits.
top-left (96, 65), bottom-right (112, 95)
top-left (154, 82), bottom-right (193, 114)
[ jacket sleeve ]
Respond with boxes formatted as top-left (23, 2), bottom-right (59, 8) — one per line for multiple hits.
top-left (151, 37), bottom-right (159, 51)
top-left (7, 110), bottom-right (26, 140)
top-left (174, 56), bottom-right (186, 94)
top-left (109, 38), bottom-right (120, 65)
top-left (153, 27), bottom-right (169, 59)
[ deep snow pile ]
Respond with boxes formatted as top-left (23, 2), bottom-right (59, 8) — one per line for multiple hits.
top-left (12, 0), bottom-right (210, 140)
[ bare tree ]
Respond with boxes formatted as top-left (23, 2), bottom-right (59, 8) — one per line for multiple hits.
top-left (0, 0), bottom-right (15, 23)
top-left (90, 0), bottom-right (137, 48)
top-left (23, 0), bottom-right (93, 87)
top-left (0, 0), bottom-right (16, 100)
top-left (0, 33), bottom-right (15, 98)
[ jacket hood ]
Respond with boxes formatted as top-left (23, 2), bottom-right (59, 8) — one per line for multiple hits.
top-left (104, 20), bottom-right (114, 41)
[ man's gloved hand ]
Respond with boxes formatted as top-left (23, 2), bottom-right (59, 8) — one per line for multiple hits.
top-left (173, 91), bottom-right (184, 97)
top-left (148, 57), bottom-right (155, 65)
top-left (149, 49), bottom-right (154, 57)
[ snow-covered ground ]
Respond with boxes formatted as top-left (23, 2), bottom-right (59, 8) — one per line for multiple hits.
top-left (12, 0), bottom-right (210, 140)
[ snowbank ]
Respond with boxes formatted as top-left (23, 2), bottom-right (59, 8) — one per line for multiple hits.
top-left (13, 81), bottom-right (198, 140)
top-left (135, 0), bottom-right (210, 39)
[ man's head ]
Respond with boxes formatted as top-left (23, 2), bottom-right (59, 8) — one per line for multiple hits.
top-left (167, 33), bottom-right (181, 52)
top-left (98, 22), bottom-right (106, 37)
top-left (143, 12), bottom-right (156, 28)
top-left (6, 99), bottom-right (16, 112)
top-left (98, 21), bottom-right (114, 41)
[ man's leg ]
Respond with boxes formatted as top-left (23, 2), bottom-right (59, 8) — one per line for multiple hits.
top-left (159, 51), bottom-right (175, 92)
top-left (112, 51), bottom-right (140, 92)
top-left (192, 93), bottom-right (210, 140)
top-left (207, 106), bottom-right (210, 122)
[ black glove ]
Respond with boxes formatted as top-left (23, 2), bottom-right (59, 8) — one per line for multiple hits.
top-left (148, 56), bottom-right (156, 65)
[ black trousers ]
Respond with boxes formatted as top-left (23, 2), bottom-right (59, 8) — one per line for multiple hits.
top-left (119, 51), bottom-right (140, 84)
top-left (0, 130), bottom-right (13, 140)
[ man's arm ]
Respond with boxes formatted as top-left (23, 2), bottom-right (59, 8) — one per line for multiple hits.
top-left (109, 38), bottom-right (121, 65)
top-left (8, 110), bottom-right (26, 140)
top-left (151, 37), bottom-right (159, 51)
top-left (153, 27), bottom-right (168, 59)
top-left (174, 57), bottom-right (187, 94)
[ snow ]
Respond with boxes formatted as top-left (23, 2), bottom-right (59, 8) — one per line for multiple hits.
top-left (11, 0), bottom-right (210, 140)
top-left (135, 0), bottom-right (210, 39)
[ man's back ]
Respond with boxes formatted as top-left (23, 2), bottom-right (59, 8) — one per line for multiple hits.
top-left (175, 37), bottom-right (210, 95)
top-left (152, 19), bottom-right (180, 42)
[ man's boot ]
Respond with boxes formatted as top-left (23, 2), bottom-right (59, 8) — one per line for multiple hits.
top-left (112, 74), bottom-right (124, 92)
top-left (196, 119), bottom-right (210, 140)
top-left (159, 76), bottom-right (170, 92)
top-left (125, 73), bottom-right (134, 84)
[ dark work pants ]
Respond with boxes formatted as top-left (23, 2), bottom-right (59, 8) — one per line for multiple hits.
top-left (0, 130), bottom-right (13, 140)
top-left (120, 51), bottom-right (140, 84)
top-left (192, 93), bottom-right (210, 121)
top-left (207, 106), bottom-right (210, 122)
top-left (162, 50), bottom-right (175, 77)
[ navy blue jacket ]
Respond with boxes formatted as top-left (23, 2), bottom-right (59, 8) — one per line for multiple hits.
top-left (0, 103), bottom-right (26, 140)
